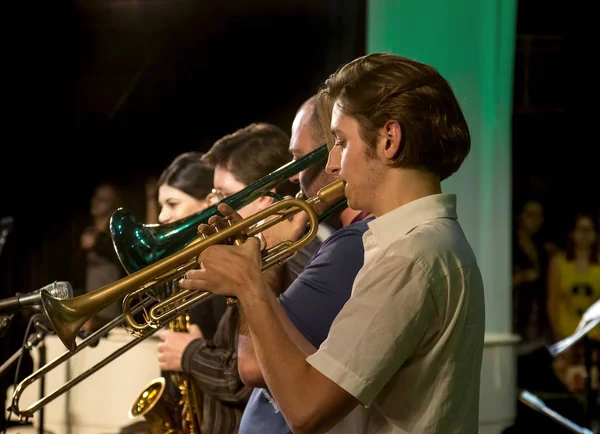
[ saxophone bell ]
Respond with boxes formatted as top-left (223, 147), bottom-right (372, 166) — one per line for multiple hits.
top-left (128, 377), bottom-right (182, 434)
top-left (129, 311), bottom-right (202, 433)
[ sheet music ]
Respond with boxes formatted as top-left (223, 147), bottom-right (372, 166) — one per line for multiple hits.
top-left (548, 299), bottom-right (600, 356)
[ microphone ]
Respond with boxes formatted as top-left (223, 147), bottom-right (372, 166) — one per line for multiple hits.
top-left (0, 281), bottom-right (73, 315)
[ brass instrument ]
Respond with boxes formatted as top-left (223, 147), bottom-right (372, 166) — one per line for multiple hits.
top-left (128, 378), bottom-right (182, 434)
top-left (10, 172), bottom-right (346, 422)
top-left (129, 309), bottom-right (202, 434)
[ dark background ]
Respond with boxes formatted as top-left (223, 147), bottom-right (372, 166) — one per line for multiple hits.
top-left (1, 0), bottom-right (592, 284)
top-left (512, 0), bottom-right (596, 246)
top-left (1, 3), bottom-right (366, 423)
top-left (0, 0), bottom-right (366, 293)
top-left (0, 0), bottom-right (600, 432)
top-left (0, 0), bottom-right (595, 431)
top-left (0, 0), bottom-right (591, 329)
top-left (1, 0), bottom-right (591, 347)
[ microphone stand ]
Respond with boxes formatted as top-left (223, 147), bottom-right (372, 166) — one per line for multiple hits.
top-left (37, 336), bottom-right (46, 434)
top-left (0, 314), bottom-right (13, 339)
top-left (582, 336), bottom-right (599, 431)
top-left (0, 315), bottom-right (52, 434)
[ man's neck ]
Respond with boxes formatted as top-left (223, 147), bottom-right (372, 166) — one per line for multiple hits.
top-left (371, 169), bottom-right (441, 217)
top-left (340, 208), bottom-right (369, 227)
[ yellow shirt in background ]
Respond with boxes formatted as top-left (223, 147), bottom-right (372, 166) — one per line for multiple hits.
top-left (556, 254), bottom-right (600, 340)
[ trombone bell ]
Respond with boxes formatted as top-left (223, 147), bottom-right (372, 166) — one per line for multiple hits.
top-left (40, 291), bottom-right (90, 352)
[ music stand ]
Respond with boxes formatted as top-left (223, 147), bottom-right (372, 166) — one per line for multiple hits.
top-left (548, 300), bottom-right (600, 357)
top-left (519, 390), bottom-right (594, 434)
top-left (547, 299), bottom-right (600, 431)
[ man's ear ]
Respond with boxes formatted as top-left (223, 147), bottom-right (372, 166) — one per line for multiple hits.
top-left (381, 120), bottom-right (402, 160)
top-left (206, 192), bottom-right (220, 206)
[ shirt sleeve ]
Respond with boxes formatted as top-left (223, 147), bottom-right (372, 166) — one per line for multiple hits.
top-left (306, 253), bottom-right (439, 407)
top-left (278, 225), bottom-right (367, 348)
top-left (181, 308), bottom-right (251, 404)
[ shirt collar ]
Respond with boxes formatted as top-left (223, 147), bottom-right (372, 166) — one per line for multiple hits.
top-left (366, 194), bottom-right (458, 249)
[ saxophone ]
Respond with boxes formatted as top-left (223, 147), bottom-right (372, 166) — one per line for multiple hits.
top-left (129, 310), bottom-right (203, 434)
top-left (170, 312), bottom-right (203, 433)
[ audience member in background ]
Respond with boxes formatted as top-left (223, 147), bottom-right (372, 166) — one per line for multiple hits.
top-left (156, 123), bottom-right (294, 434)
top-left (512, 198), bottom-right (552, 354)
top-left (71, 181), bottom-right (126, 333)
top-left (547, 211), bottom-right (600, 393)
top-left (511, 197), bottom-right (568, 396)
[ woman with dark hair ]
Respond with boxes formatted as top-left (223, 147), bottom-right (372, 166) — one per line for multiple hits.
top-left (129, 152), bottom-right (226, 434)
top-left (147, 151), bottom-right (224, 338)
top-left (146, 151), bottom-right (219, 225)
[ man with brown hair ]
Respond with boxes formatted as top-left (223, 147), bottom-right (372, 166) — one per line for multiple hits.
top-left (202, 122), bottom-right (297, 217)
top-left (180, 53), bottom-right (485, 434)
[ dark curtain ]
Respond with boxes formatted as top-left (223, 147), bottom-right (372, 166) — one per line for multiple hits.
top-left (1, 1), bottom-right (366, 427)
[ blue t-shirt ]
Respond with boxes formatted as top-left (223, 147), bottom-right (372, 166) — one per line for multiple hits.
top-left (238, 218), bottom-right (372, 434)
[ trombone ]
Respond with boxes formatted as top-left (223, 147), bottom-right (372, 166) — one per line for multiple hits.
top-left (11, 153), bottom-right (346, 422)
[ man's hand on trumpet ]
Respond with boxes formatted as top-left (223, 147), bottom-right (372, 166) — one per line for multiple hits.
top-left (178, 202), bottom-right (306, 299)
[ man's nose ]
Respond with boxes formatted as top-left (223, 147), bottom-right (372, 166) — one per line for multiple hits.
top-left (326, 147), bottom-right (341, 175)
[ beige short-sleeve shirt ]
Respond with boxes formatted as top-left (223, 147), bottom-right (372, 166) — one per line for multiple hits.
top-left (307, 194), bottom-right (486, 434)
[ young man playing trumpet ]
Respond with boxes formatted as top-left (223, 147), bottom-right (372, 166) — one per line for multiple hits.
top-left (179, 53), bottom-right (485, 434)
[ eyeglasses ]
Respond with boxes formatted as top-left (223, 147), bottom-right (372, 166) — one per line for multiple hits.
top-left (211, 188), bottom-right (227, 201)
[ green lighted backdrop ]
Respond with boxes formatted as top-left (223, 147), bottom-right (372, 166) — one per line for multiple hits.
top-left (367, 0), bottom-right (518, 334)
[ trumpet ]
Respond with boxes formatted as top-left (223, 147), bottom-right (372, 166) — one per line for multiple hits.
top-left (11, 174), bottom-right (346, 422)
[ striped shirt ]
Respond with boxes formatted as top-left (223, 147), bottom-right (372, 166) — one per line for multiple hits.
top-left (182, 304), bottom-right (251, 434)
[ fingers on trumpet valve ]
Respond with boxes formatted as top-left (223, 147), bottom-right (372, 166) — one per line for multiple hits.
top-left (197, 215), bottom-right (233, 238)
top-left (254, 231), bottom-right (267, 251)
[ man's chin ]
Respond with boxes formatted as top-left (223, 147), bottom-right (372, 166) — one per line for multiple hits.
top-left (344, 189), bottom-right (361, 213)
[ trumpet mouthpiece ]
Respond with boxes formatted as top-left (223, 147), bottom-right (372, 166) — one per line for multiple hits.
top-left (317, 180), bottom-right (346, 204)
